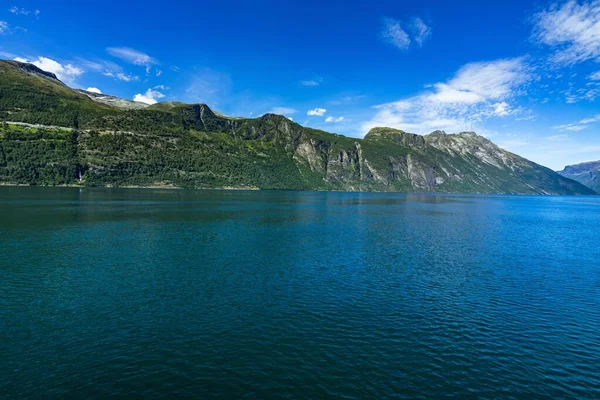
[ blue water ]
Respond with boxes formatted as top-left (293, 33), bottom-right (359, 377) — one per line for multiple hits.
top-left (1, 187), bottom-right (599, 398)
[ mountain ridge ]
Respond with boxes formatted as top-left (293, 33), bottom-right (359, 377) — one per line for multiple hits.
top-left (0, 59), bottom-right (595, 195)
top-left (558, 161), bottom-right (600, 193)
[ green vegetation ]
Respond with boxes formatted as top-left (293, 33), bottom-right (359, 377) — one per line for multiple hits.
top-left (0, 59), bottom-right (595, 195)
top-left (0, 61), bottom-right (114, 127)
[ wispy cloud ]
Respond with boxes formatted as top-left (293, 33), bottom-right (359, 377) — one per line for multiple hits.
top-left (553, 113), bottom-right (600, 131)
top-left (411, 17), bottom-right (432, 47)
top-left (553, 123), bottom-right (586, 131)
top-left (301, 80), bottom-right (319, 87)
top-left (300, 76), bottom-right (323, 87)
top-left (381, 16), bottom-right (432, 50)
top-left (580, 114), bottom-right (600, 124)
top-left (14, 56), bottom-right (83, 84)
top-left (589, 70), bottom-right (600, 80)
top-left (116, 73), bottom-right (138, 82)
top-left (307, 108), bottom-right (327, 116)
top-left (325, 116), bottom-right (344, 123)
top-left (562, 86), bottom-right (600, 103)
top-left (532, 0), bottom-right (600, 65)
top-left (361, 57), bottom-right (532, 134)
top-left (133, 88), bottom-right (165, 105)
top-left (8, 6), bottom-right (39, 16)
top-left (381, 17), bottom-right (411, 50)
top-left (107, 47), bottom-right (157, 67)
top-left (184, 68), bottom-right (232, 106)
top-left (0, 21), bottom-right (8, 34)
top-left (78, 58), bottom-right (139, 82)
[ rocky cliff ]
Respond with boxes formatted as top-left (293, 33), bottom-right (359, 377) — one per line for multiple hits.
top-left (558, 161), bottom-right (600, 193)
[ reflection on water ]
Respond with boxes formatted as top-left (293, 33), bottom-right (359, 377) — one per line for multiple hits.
top-left (1, 187), bottom-right (599, 399)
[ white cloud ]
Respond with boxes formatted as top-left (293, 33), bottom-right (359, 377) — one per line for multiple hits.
top-left (307, 107), bottom-right (327, 116)
top-left (590, 71), bottom-right (600, 80)
top-left (0, 21), bottom-right (8, 34)
top-left (579, 114), bottom-right (600, 124)
top-left (562, 86), bottom-right (600, 103)
top-left (361, 57), bottom-right (531, 134)
top-left (107, 47), bottom-right (157, 66)
top-left (492, 101), bottom-right (511, 117)
top-left (532, 0), bottom-right (600, 65)
top-left (301, 80), bottom-right (319, 86)
top-left (325, 116), bottom-right (345, 123)
top-left (269, 107), bottom-right (297, 115)
top-left (554, 113), bottom-right (600, 131)
top-left (116, 72), bottom-right (138, 82)
top-left (553, 123), bottom-right (586, 131)
top-left (300, 76), bottom-right (323, 86)
top-left (86, 87), bottom-right (102, 94)
top-left (8, 6), bottom-right (38, 16)
top-left (15, 56), bottom-right (83, 84)
top-left (156, 69), bottom-right (163, 77)
top-left (381, 16), bottom-right (432, 50)
top-left (411, 18), bottom-right (432, 46)
top-left (133, 88), bottom-right (165, 105)
top-left (77, 58), bottom-right (140, 82)
top-left (381, 17), bottom-right (411, 50)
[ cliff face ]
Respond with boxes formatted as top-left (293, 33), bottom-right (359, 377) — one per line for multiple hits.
top-left (0, 59), bottom-right (595, 195)
top-left (558, 161), bottom-right (600, 193)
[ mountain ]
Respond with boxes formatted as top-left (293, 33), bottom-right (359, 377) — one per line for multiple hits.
top-left (558, 161), bottom-right (600, 193)
top-left (75, 89), bottom-right (149, 110)
top-left (0, 59), bottom-right (595, 194)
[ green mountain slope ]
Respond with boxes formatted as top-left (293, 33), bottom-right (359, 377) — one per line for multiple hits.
top-left (0, 60), bottom-right (595, 195)
top-left (558, 161), bottom-right (600, 193)
top-left (0, 60), bottom-right (115, 127)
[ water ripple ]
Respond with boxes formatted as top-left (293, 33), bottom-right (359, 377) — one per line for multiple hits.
top-left (1, 188), bottom-right (599, 399)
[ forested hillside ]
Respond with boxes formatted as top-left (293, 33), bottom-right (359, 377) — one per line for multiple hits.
top-left (0, 60), bottom-right (595, 195)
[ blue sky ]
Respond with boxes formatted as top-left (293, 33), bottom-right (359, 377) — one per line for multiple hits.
top-left (1, 0), bottom-right (600, 169)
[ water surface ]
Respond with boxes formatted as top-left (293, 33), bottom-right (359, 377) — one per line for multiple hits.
top-left (1, 187), bottom-right (599, 398)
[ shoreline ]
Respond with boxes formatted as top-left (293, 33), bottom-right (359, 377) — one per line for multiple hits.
top-left (0, 182), bottom-right (596, 196)
top-left (0, 182), bottom-right (259, 191)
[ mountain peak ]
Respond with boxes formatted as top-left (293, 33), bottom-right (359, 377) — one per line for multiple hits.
top-left (364, 127), bottom-right (426, 147)
top-left (365, 127), bottom-right (407, 136)
top-left (558, 160), bottom-right (600, 193)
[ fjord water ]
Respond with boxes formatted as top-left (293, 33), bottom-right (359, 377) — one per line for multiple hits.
top-left (1, 187), bottom-right (599, 399)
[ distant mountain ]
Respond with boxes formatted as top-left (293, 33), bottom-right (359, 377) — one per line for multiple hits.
top-left (558, 161), bottom-right (600, 193)
top-left (75, 89), bottom-right (149, 110)
top-left (0, 59), bottom-right (595, 195)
